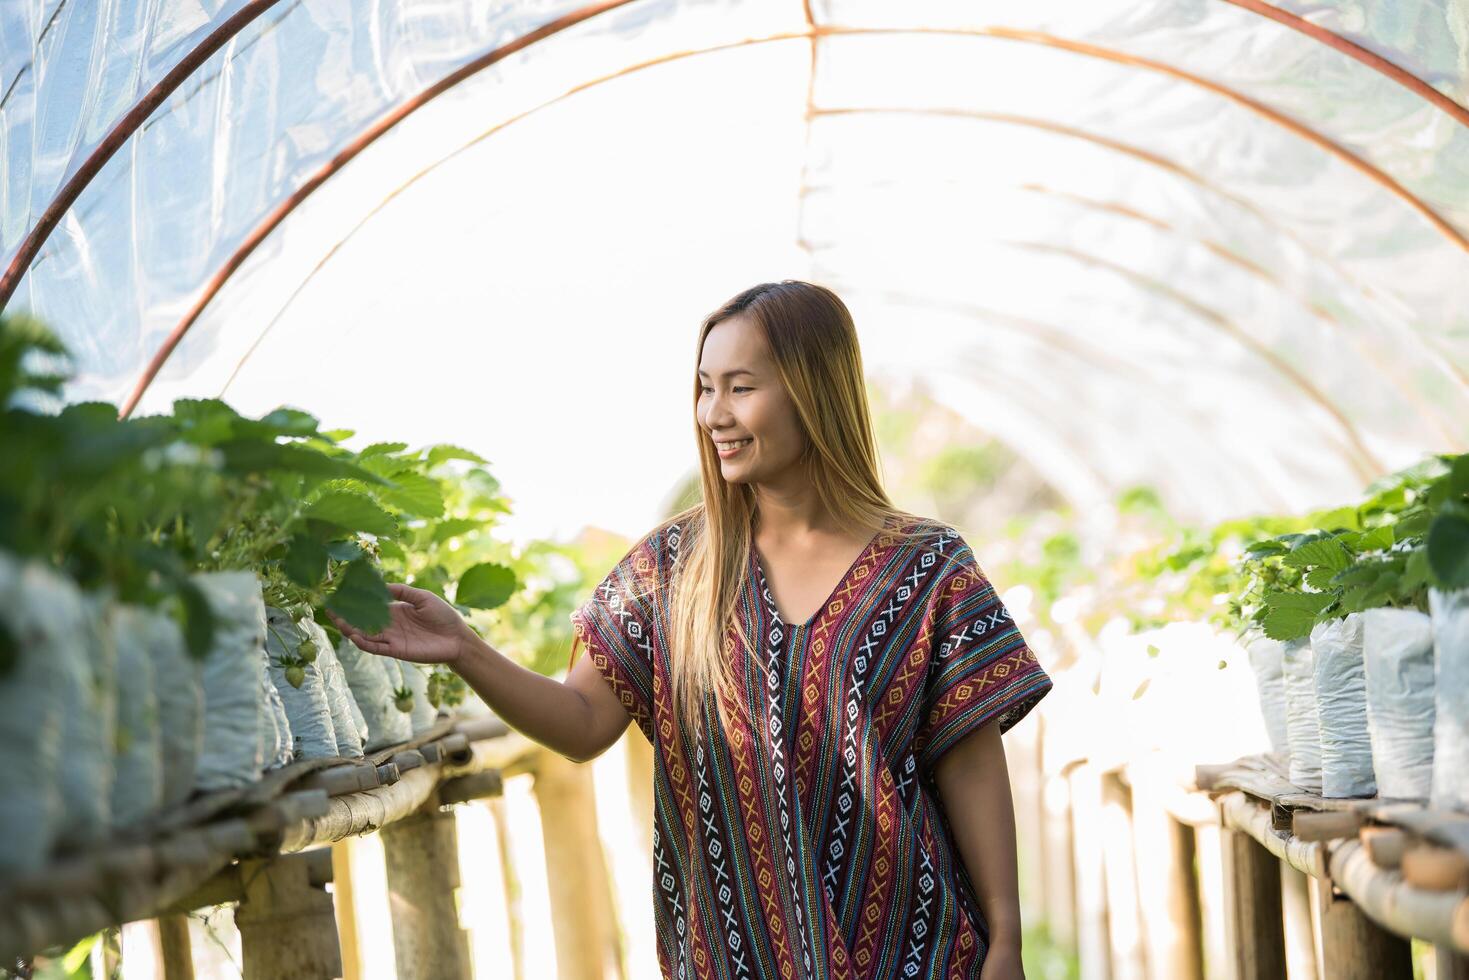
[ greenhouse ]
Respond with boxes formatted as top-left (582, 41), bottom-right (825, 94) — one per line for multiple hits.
top-left (1, 0), bottom-right (1467, 978)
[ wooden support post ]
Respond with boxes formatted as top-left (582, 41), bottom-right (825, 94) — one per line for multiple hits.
top-left (1067, 763), bottom-right (1113, 980)
top-left (1280, 863), bottom-right (1318, 980)
top-left (1312, 878), bottom-right (1412, 980)
top-left (158, 914), bottom-right (195, 980)
top-left (234, 854), bottom-right (343, 980)
top-left (1221, 826), bottom-right (1285, 980)
top-left (1129, 771), bottom-right (1203, 980)
top-left (380, 798), bottom-right (473, 980)
top-left (532, 749), bottom-right (622, 980)
top-left (1040, 768), bottom-right (1077, 953)
top-left (485, 794), bottom-right (526, 980)
top-left (330, 841), bottom-right (361, 980)
top-left (1099, 771), bottom-right (1146, 980)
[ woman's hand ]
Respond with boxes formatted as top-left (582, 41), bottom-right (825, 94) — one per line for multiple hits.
top-left (326, 582), bottom-right (471, 665)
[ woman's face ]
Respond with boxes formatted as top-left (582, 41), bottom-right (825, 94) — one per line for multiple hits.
top-left (697, 314), bottom-right (805, 485)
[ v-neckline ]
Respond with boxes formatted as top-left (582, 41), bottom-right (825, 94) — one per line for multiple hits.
top-left (750, 515), bottom-right (892, 631)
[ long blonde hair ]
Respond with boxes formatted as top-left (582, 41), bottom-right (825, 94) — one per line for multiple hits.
top-left (662, 280), bottom-right (942, 739)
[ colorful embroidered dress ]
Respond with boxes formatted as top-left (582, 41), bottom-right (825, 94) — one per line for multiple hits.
top-left (570, 512), bottom-right (1052, 980)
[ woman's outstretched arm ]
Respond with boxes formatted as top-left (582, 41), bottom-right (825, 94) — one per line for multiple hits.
top-left (329, 582), bottom-right (631, 763)
top-left (934, 720), bottom-right (1026, 980)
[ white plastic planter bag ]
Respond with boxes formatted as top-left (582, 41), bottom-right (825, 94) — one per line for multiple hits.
top-left (336, 636), bottom-right (411, 750)
top-left (1361, 607), bottom-right (1435, 802)
top-left (56, 590), bottom-right (119, 844)
top-left (1310, 613), bottom-right (1376, 798)
top-left (1429, 588), bottom-right (1469, 812)
top-left (110, 605), bottom-right (163, 828)
top-left (193, 571), bottom-right (268, 791)
top-left (299, 617), bottom-right (364, 758)
top-left (143, 606), bottom-right (203, 809)
top-left (0, 555), bottom-right (68, 876)
top-left (1245, 634), bottom-right (1290, 758)
top-left (403, 662), bottom-right (437, 734)
top-left (260, 668), bottom-right (294, 769)
top-left (1281, 636), bottom-right (1322, 793)
top-left (264, 607), bottom-right (338, 760)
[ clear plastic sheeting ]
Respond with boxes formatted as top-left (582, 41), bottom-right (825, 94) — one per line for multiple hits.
top-left (2, 0), bottom-right (1467, 525)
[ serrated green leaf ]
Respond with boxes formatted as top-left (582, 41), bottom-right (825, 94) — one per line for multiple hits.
top-left (377, 539), bottom-right (406, 561)
top-left (1283, 537), bottom-right (1351, 572)
top-left (1427, 512), bottom-right (1469, 589)
top-left (217, 440), bottom-right (387, 484)
top-left (377, 472), bottom-right (445, 518)
top-left (1304, 566), bottom-right (1340, 591)
top-left (1244, 539), bottom-right (1290, 558)
top-left (306, 491), bottom-right (397, 537)
top-left (326, 560), bottom-right (392, 633)
top-left (455, 562), bottom-right (518, 609)
top-left (427, 444), bottom-right (488, 467)
top-left (283, 535), bottom-right (329, 588)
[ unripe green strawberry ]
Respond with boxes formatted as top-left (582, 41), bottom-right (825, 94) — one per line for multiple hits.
top-left (285, 664), bottom-right (306, 689)
top-left (394, 687), bottom-right (414, 713)
top-left (296, 637), bottom-right (317, 663)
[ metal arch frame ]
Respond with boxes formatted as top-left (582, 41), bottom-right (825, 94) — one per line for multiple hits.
top-left (4, 0), bottom-right (1464, 317)
top-left (0, 0), bottom-right (643, 312)
top-left (811, 276), bottom-right (1303, 515)
top-left (186, 35), bottom-right (1430, 468)
top-left (799, 165), bottom-right (1465, 445)
top-left (0, 10), bottom-right (1457, 411)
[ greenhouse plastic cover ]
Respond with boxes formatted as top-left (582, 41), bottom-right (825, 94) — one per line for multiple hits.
top-left (2, 0), bottom-right (1468, 532)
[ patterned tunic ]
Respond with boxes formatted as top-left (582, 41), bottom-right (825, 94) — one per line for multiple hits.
top-left (569, 512), bottom-right (1052, 980)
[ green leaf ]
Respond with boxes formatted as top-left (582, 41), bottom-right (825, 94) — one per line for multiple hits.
top-left (1260, 590), bottom-right (1333, 641)
top-left (1351, 526), bottom-right (1394, 553)
top-left (217, 439), bottom-right (387, 484)
top-left (455, 562), bottom-right (518, 609)
top-left (306, 491), bottom-right (398, 537)
top-left (1283, 537), bottom-right (1351, 572)
top-left (430, 517), bottom-right (483, 544)
top-left (177, 579), bottom-right (216, 660)
top-left (360, 441), bottom-right (409, 457)
top-left (1427, 512), bottom-right (1469, 589)
top-left (412, 564), bottom-right (451, 599)
top-left (376, 472), bottom-right (445, 518)
top-left (1244, 539), bottom-right (1290, 559)
top-left (283, 535), bottom-right (330, 588)
top-left (427, 444), bottom-right (488, 467)
top-left (376, 539), bottom-right (406, 562)
top-left (325, 539), bottom-right (366, 562)
top-left (326, 560), bottom-right (393, 633)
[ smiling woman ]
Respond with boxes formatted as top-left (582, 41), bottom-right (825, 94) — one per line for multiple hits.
top-left (565, 279), bottom-right (1052, 980)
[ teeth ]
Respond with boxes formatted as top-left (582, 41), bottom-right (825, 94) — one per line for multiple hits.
top-left (716, 439), bottom-right (752, 451)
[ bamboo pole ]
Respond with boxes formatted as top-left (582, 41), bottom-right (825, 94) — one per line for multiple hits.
top-left (1328, 840), bottom-right (1469, 953)
top-left (1281, 863), bottom-right (1319, 980)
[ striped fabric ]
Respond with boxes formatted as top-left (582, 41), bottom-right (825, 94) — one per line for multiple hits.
top-left (570, 512), bottom-right (1052, 980)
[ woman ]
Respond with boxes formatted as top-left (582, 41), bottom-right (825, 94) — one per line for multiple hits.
top-left (330, 280), bottom-right (1053, 980)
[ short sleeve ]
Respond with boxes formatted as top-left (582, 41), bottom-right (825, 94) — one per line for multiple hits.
top-left (568, 529), bottom-right (665, 742)
top-left (915, 535), bottom-right (1052, 774)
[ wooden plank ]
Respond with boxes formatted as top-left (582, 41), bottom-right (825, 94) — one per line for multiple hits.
top-left (1361, 827), bottom-right (1408, 869)
top-left (1369, 804), bottom-right (1469, 856)
top-left (1314, 876), bottom-right (1412, 980)
top-left (1401, 845), bottom-right (1469, 892)
top-left (1281, 864), bottom-right (1319, 980)
top-left (1221, 826), bottom-right (1286, 980)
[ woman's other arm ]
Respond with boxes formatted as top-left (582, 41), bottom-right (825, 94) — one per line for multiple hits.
top-left (329, 583), bottom-right (630, 763)
top-left (934, 720), bottom-right (1026, 980)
